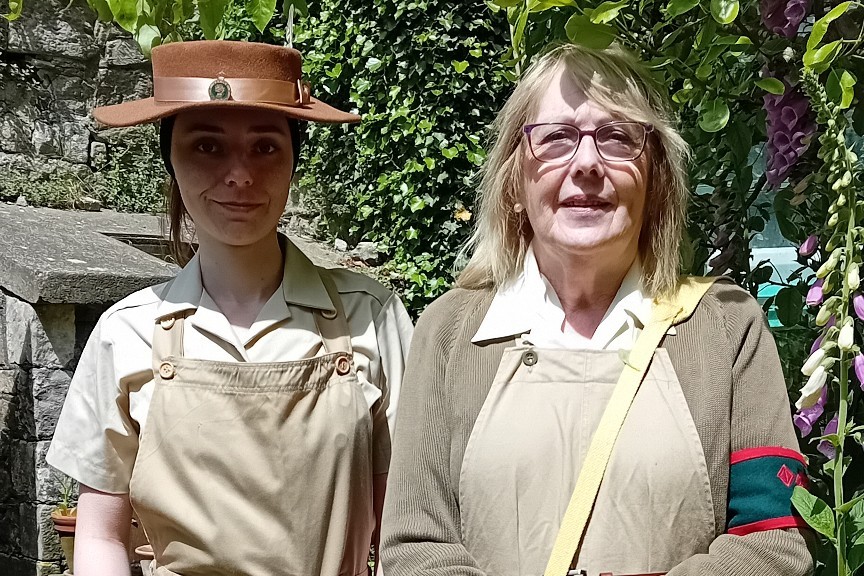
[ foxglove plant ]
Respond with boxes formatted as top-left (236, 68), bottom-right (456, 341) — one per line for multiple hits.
top-left (764, 85), bottom-right (817, 187)
top-left (761, 0), bottom-right (811, 37)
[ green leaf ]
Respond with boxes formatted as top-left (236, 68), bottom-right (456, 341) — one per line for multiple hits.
top-left (803, 40), bottom-right (842, 73)
top-left (134, 24), bottom-right (162, 57)
top-left (710, 0), bottom-right (738, 24)
top-left (755, 78), bottom-right (785, 95)
top-left (727, 120), bottom-right (752, 164)
top-left (247, 0), bottom-right (277, 32)
top-left (775, 287), bottom-right (803, 327)
top-left (565, 14), bottom-right (616, 49)
top-left (698, 98), bottom-right (730, 133)
top-left (666, 0), bottom-right (700, 18)
top-left (590, 0), bottom-right (628, 23)
top-left (107, 0), bottom-right (138, 32)
top-left (528, 0), bottom-right (577, 11)
top-left (87, 0), bottom-right (114, 21)
top-left (849, 530), bottom-right (864, 574)
top-left (791, 486), bottom-right (836, 540)
top-left (366, 57), bottom-right (383, 72)
top-left (2, 0), bottom-right (22, 21)
top-left (491, 0), bottom-right (522, 6)
top-left (441, 146), bottom-right (459, 159)
top-left (826, 69), bottom-right (857, 110)
top-left (198, 0), bottom-right (230, 39)
top-left (807, 1), bottom-right (851, 52)
top-left (452, 60), bottom-right (469, 73)
top-left (285, 0), bottom-right (308, 17)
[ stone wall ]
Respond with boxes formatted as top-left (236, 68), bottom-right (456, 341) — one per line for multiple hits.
top-left (0, 0), bottom-right (153, 203)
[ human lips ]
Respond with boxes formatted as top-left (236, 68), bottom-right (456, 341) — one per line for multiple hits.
top-left (213, 199), bottom-right (265, 212)
top-left (558, 195), bottom-right (611, 209)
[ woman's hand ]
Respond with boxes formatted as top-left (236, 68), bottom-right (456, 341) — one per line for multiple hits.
top-left (74, 484), bottom-right (133, 576)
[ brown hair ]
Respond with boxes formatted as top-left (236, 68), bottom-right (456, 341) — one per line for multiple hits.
top-left (456, 43), bottom-right (691, 298)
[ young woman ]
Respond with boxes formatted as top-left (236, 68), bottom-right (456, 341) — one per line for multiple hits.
top-left (47, 40), bottom-right (412, 576)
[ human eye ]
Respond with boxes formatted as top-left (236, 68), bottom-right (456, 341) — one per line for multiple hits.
top-left (194, 139), bottom-right (223, 155)
top-left (254, 139), bottom-right (281, 155)
top-left (535, 125), bottom-right (576, 144)
top-left (599, 123), bottom-right (641, 145)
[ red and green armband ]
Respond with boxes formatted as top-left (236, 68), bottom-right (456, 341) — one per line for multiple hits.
top-left (726, 447), bottom-right (811, 536)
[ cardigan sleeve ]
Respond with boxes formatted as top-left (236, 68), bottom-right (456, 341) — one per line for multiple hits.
top-left (668, 284), bottom-right (814, 576)
top-left (380, 290), bottom-right (487, 576)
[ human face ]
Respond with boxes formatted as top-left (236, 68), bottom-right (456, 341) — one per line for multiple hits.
top-left (520, 68), bottom-right (649, 265)
top-left (171, 108), bottom-right (294, 249)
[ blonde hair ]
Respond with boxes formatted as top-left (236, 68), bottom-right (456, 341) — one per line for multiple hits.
top-left (456, 43), bottom-right (690, 298)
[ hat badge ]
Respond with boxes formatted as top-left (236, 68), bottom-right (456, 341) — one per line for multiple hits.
top-left (208, 75), bottom-right (232, 101)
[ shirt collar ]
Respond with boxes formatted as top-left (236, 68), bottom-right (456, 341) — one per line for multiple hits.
top-left (471, 244), bottom-right (650, 345)
top-left (155, 234), bottom-right (337, 321)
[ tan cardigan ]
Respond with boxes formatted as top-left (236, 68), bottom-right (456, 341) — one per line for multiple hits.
top-left (381, 280), bottom-right (813, 576)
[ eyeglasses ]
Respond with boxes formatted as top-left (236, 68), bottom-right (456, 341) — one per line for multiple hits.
top-left (522, 121), bottom-right (654, 163)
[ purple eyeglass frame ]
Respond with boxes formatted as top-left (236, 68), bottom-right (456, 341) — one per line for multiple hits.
top-left (521, 121), bottom-right (655, 163)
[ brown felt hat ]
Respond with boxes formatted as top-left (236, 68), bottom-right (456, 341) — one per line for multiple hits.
top-left (93, 40), bottom-right (360, 127)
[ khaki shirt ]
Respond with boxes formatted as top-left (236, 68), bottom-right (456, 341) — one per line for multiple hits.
top-left (47, 239), bottom-right (413, 493)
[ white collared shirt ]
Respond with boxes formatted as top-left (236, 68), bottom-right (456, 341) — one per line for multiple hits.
top-left (472, 244), bottom-right (653, 350)
top-left (47, 238), bottom-right (413, 493)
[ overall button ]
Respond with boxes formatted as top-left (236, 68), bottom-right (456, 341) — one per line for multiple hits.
top-left (522, 350), bottom-right (538, 366)
top-left (160, 317), bottom-right (175, 330)
top-left (321, 308), bottom-right (338, 319)
top-left (335, 355), bottom-right (352, 375)
top-left (159, 361), bottom-right (176, 379)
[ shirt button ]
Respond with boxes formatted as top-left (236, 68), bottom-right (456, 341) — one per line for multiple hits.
top-left (335, 354), bottom-right (352, 375)
top-left (159, 361), bottom-right (175, 380)
top-left (522, 350), bottom-right (538, 366)
top-left (321, 309), bottom-right (338, 319)
top-left (160, 317), bottom-right (175, 330)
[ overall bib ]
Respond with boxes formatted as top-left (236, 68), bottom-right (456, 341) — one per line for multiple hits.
top-left (458, 343), bottom-right (716, 576)
top-left (129, 274), bottom-right (374, 576)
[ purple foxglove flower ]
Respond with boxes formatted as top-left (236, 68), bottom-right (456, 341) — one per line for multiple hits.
top-left (817, 415), bottom-right (839, 459)
top-left (807, 279), bottom-right (824, 306)
top-left (794, 386), bottom-right (826, 437)
top-left (799, 235), bottom-right (819, 258)
top-left (854, 354), bottom-right (864, 389)
top-left (764, 84), bottom-right (816, 187)
top-left (854, 293), bottom-right (864, 320)
top-left (810, 317), bottom-right (837, 353)
top-left (761, 0), bottom-right (811, 37)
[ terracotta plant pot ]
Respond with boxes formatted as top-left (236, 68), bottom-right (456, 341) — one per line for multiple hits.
top-left (51, 508), bottom-right (77, 574)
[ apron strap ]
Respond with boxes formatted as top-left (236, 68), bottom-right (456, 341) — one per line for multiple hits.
top-left (152, 313), bottom-right (187, 376)
top-left (313, 268), bottom-right (354, 355)
top-left (544, 276), bottom-right (717, 576)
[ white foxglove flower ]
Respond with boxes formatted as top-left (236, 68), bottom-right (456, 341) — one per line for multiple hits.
top-left (839, 322), bottom-right (855, 351)
top-left (848, 263), bottom-right (860, 291)
top-left (796, 365), bottom-right (827, 410)
top-left (802, 348), bottom-right (826, 376)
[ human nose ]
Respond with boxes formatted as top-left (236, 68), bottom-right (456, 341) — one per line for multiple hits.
top-left (568, 132), bottom-right (605, 178)
top-left (223, 153), bottom-right (254, 188)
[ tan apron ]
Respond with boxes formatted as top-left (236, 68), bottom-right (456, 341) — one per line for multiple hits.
top-left (129, 276), bottom-right (374, 576)
top-left (459, 345), bottom-right (716, 576)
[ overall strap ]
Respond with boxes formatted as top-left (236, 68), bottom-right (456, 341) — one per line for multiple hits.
top-left (151, 314), bottom-right (186, 375)
top-left (313, 268), bottom-right (354, 355)
top-left (544, 276), bottom-right (716, 576)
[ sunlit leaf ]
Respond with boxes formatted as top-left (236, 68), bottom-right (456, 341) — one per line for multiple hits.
top-left (198, 0), bottom-right (230, 39)
top-left (698, 98), bottom-right (729, 132)
top-left (134, 23), bottom-right (161, 56)
top-left (665, 0), bottom-right (699, 18)
top-left (710, 0), bottom-right (738, 24)
top-left (826, 69), bottom-right (857, 109)
top-left (108, 0), bottom-right (138, 32)
top-left (528, 0), bottom-right (577, 11)
top-left (452, 60), bottom-right (469, 73)
top-left (565, 14), bottom-right (616, 49)
top-left (791, 486), bottom-right (836, 540)
top-left (803, 40), bottom-right (842, 73)
top-left (590, 0), bottom-right (628, 23)
top-left (2, 0), bottom-right (23, 21)
top-left (807, 1), bottom-right (851, 52)
top-left (755, 78), bottom-right (785, 95)
top-left (247, 0), bottom-right (277, 32)
top-left (88, 0), bottom-right (114, 21)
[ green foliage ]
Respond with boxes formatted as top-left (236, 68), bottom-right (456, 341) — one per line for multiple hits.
top-left (296, 0), bottom-right (511, 311)
top-left (95, 126), bottom-right (167, 214)
top-left (0, 168), bottom-right (89, 209)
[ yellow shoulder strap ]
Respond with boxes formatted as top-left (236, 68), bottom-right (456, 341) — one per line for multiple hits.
top-left (543, 276), bottom-right (716, 576)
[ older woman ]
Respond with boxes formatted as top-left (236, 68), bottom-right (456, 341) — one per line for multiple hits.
top-left (46, 40), bottom-right (412, 576)
top-left (381, 44), bottom-right (812, 576)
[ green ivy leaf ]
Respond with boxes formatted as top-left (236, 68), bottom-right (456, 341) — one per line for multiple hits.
top-left (107, 0), bottom-right (139, 32)
top-left (807, 1), bottom-right (851, 52)
top-left (791, 486), bottom-right (836, 540)
top-left (198, 0), bottom-right (230, 39)
top-left (247, 0), bottom-right (277, 32)
top-left (441, 146), bottom-right (459, 159)
top-left (366, 57), bottom-right (383, 72)
top-left (775, 286), bottom-right (803, 327)
top-left (803, 40), bottom-right (842, 73)
top-left (590, 0), bottom-right (629, 23)
top-left (709, 0), bottom-right (738, 24)
top-left (452, 60), bottom-right (469, 73)
top-left (665, 0), bottom-right (700, 18)
top-left (87, 0), bottom-right (114, 21)
top-left (565, 14), bottom-right (616, 49)
top-left (755, 78), bottom-right (785, 95)
top-left (826, 69), bottom-right (857, 110)
top-left (698, 98), bottom-right (729, 132)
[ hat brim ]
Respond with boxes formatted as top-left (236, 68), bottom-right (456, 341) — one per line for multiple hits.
top-left (92, 96), bottom-right (360, 127)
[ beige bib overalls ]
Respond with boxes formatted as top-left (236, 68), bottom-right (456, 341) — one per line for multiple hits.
top-left (129, 274), bottom-right (374, 576)
top-left (459, 344), bottom-right (717, 576)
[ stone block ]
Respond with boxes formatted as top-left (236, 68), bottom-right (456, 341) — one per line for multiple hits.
top-left (36, 560), bottom-right (64, 576)
top-left (48, 69), bottom-right (93, 118)
top-left (0, 370), bottom-right (15, 396)
top-left (32, 121), bottom-right (62, 158)
top-left (94, 66), bottom-right (152, 108)
top-left (10, 439), bottom-right (34, 501)
top-left (35, 440), bottom-right (67, 504)
top-left (6, 0), bottom-right (99, 60)
top-left (4, 294), bottom-right (35, 367)
top-left (103, 38), bottom-right (148, 67)
top-left (0, 553), bottom-right (34, 576)
top-left (33, 304), bottom-right (76, 369)
top-left (90, 141), bottom-right (108, 169)
top-left (36, 503), bottom-right (62, 561)
top-left (0, 114), bottom-right (31, 154)
top-left (32, 368), bottom-right (72, 440)
top-left (17, 502), bottom-right (38, 557)
top-left (60, 121), bottom-right (90, 165)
